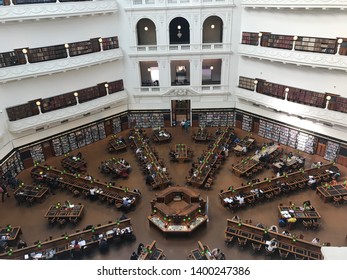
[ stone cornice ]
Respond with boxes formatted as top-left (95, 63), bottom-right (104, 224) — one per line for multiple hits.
top-left (0, 0), bottom-right (118, 23)
top-left (238, 44), bottom-right (347, 72)
top-left (7, 91), bottom-right (128, 133)
top-left (0, 48), bottom-right (123, 83)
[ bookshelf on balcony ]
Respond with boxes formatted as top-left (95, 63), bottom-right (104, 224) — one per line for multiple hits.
top-left (238, 76), bottom-right (255, 91)
top-left (339, 38), bottom-right (347, 55)
top-left (78, 86), bottom-right (101, 104)
top-left (328, 96), bottom-right (347, 114)
top-left (108, 80), bottom-right (124, 94)
top-left (261, 33), bottom-right (294, 50)
top-left (6, 101), bottom-right (40, 121)
top-left (241, 32), bottom-right (259, 46)
top-left (102, 36), bottom-right (119, 50)
top-left (0, 50), bottom-right (26, 68)
top-left (68, 38), bottom-right (100, 57)
top-left (41, 93), bottom-right (76, 113)
top-left (27, 44), bottom-right (67, 63)
top-left (295, 36), bottom-right (337, 54)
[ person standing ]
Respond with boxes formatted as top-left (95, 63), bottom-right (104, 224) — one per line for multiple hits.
top-left (184, 120), bottom-right (189, 134)
top-left (1, 184), bottom-right (10, 202)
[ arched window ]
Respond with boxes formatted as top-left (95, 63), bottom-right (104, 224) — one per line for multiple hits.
top-left (202, 16), bottom-right (223, 43)
top-left (169, 17), bottom-right (190, 45)
top-left (137, 18), bottom-right (157, 45)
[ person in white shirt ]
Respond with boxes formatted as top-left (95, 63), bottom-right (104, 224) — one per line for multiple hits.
top-left (311, 237), bottom-right (320, 245)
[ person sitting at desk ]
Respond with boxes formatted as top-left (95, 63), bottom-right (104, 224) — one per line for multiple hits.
top-left (146, 174), bottom-right (154, 185)
top-left (89, 188), bottom-right (97, 201)
top-left (307, 176), bottom-right (317, 190)
top-left (76, 152), bottom-right (82, 159)
top-left (311, 237), bottom-right (320, 245)
top-left (99, 236), bottom-right (108, 253)
top-left (130, 251), bottom-right (138, 260)
top-left (287, 215), bottom-right (297, 229)
top-left (303, 200), bottom-right (312, 210)
top-left (265, 238), bottom-right (278, 253)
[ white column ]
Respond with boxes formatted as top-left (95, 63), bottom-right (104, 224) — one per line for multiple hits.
top-left (336, 38), bottom-right (343, 55)
top-left (99, 38), bottom-right (103, 51)
top-left (284, 87), bottom-right (289, 101)
top-left (74, 92), bottom-right (79, 104)
top-left (325, 96), bottom-right (331, 109)
top-left (292, 36), bottom-right (298, 51)
top-left (36, 101), bottom-right (42, 114)
top-left (105, 83), bottom-right (109, 95)
top-left (258, 33), bottom-right (262, 46)
top-left (65, 44), bottom-right (70, 58)
top-left (253, 80), bottom-right (258, 92)
top-left (22, 48), bottom-right (30, 64)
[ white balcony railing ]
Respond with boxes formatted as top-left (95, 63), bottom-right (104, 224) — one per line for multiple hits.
top-left (129, 43), bottom-right (232, 56)
top-left (235, 88), bottom-right (347, 128)
top-left (241, 0), bottom-right (347, 9)
top-left (238, 44), bottom-right (347, 72)
top-left (0, 0), bottom-right (118, 23)
top-left (7, 90), bottom-right (128, 133)
top-left (0, 48), bottom-right (123, 83)
top-left (133, 85), bottom-right (230, 96)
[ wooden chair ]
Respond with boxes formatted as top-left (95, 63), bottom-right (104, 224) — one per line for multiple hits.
top-left (333, 195), bottom-right (343, 205)
top-left (225, 235), bottom-right (234, 245)
top-left (204, 178), bottom-right (213, 190)
top-left (302, 220), bottom-right (313, 230)
top-left (251, 243), bottom-right (262, 253)
top-left (237, 237), bottom-right (247, 249)
top-left (279, 249), bottom-right (290, 259)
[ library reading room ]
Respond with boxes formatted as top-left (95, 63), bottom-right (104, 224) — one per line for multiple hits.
top-left (1, 0), bottom-right (347, 261)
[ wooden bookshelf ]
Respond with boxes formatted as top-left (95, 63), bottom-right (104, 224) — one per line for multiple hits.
top-left (261, 33), bottom-right (294, 50)
top-left (238, 76), bottom-right (255, 91)
top-left (27, 44), bottom-right (67, 64)
top-left (108, 80), bottom-right (124, 94)
top-left (241, 32), bottom-right (259, 46)
top-left (68, 38), bottom-right (100, 57)
top-left (295, 36), bottom-right (337, 54)
top-left (128, 112), bottom-right (165, 128)
top-left (197, 110), bottom-right (234, 127)
top-left (42, 93), bottom-right (76, 113)
top-left (324, 141), bottom-right (340, 161)
top-left (241, 114), bottom-right (253, 132)
top-left (338, 38), bottom-right (347, 55)
top-left (6, 101), bottom-right (40, 121)
top-left (328, 96), bottom-right (347, 113)
top-left (102, 36), bottom-right (119, 50)
top-left (0, 49), bottom-right (26, 68)
top-left (77, 86), bottom-right (101, 104)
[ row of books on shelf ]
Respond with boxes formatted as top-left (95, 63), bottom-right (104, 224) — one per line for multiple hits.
top-left (6, 79), bottom-right (124, 121)
top-left (0, 36), bottom-right (119, 68)
top-left (324, 141), bottom-right (340, 161)
top-left (241, 114), bottom-right (253, 132)
top-left (258, 119), bottom-right (318, 154)
top-left (52, 123), bottom-right (106, 156)
top-left (0, 152), bottom-right (24, 179)
top-left (241, 31), bottom-right (347, 56)
top-left (198, 111), bottom-right (234, 127)
top-left (128, 113), bottom-right (165, 129)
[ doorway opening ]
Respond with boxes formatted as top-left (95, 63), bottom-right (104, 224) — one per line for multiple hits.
top-left (171, 100), bottom-right (191, 126)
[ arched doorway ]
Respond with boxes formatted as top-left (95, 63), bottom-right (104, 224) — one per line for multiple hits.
top-left (137, 18), bottom-right (157, 45)
top-left (202, 16), bottom-right (223, 43)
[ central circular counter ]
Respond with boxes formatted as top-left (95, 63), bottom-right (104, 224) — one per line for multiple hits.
top-left (148, 186), bottom-right (208, 235)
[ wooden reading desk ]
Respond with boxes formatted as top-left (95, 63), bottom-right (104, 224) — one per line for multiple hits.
top-left (61, 156), bottom-right (87, 174)
top-left (225, 219), bottom-right (323, 260)
top-left (152, 128), bottom-right (172, 144)
top-left (188, 241), bottom-right (216, 260)
top-left (220, 163), bottom-right (335, 209)
top-left (0, 226), bottom-right (21, 244)
top-left (192, 128), bottom-right (214, 143)
top-left (188, 127), bottom-right (234, 188)
top-left (316, 184), bottom-right (347, 203)
top-left (0, 219), bottom-right (134, 260)
top-left (44, 203), bottom-right (84, 224)
top-left (130, 129), bottom-right (171, 189)
top-left (31, 165), bottom-right (140, 210)
top-left (233, 136), bottom-right (255, 154)
top-left (108, 137), bottom-right (127, 153)
top-left (13, 184), bottom-right (48, 205)
top-left (138, 240), bottom-right (165, 260)
top-left (278, 205), bottom-right (321, 221)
